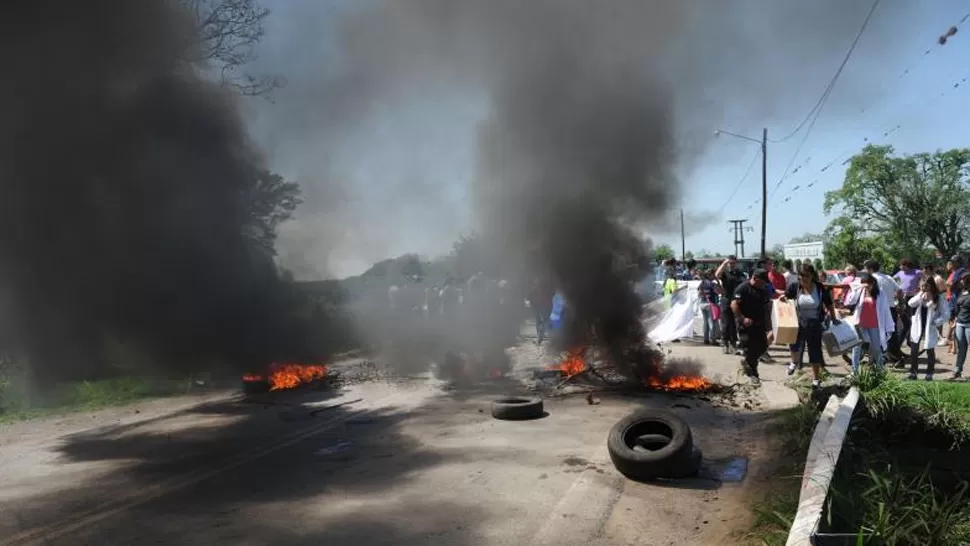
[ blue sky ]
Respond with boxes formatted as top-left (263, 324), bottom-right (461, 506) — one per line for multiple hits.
top-left (247, 1), bottom-right (970, 278)
top-left (667, 2), bottom-right (970, 256)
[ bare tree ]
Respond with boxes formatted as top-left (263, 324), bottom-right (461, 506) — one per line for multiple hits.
top-left (182, 0), bottom-right (283, 97)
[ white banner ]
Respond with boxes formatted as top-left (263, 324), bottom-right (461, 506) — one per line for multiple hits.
top-left (647, 289), bottom-right (699, 343)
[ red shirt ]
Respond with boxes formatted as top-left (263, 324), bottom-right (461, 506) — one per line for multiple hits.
top-left (859, 294), bottom-right (878, 329)
top-left (768, 270), bottom-right (787, 293)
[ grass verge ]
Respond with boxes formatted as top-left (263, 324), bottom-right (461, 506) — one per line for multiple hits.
top-left (744, 368), bottom-right (970, 545)
top-left (0, 376), bottom-right (199, 423)
top-left (742, 403), bottom-right (820, 546)
top-left (816, 368), bottom-right (970, 544)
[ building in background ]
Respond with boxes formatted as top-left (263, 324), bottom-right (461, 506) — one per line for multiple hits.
top-left (783, 241), bottom-right (825, 266)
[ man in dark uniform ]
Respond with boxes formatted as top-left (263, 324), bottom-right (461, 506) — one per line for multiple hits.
top-left (715, 255), bottom-right (746, 355)
top-left (731, 268), bottom-right (771, 386)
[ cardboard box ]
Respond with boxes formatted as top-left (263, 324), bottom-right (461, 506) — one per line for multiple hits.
top-left (772, 299), bottom-right (799, 346)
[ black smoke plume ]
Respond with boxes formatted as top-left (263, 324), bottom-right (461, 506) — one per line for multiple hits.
top-left (248, 0), bottom-right (913, 380)
top-left (0, 1), bottom-right (292, 383)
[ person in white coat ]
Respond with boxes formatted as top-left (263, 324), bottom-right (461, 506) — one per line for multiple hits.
top-left (843, 272), bottom-right (893, 376)
top-left (907, 277), bottom-right (949, 381)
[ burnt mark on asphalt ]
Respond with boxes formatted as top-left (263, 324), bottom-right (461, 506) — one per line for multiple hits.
top-left (562, 456), bottom-right (590, 467)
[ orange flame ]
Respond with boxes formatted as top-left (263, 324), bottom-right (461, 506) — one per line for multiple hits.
top-left (268, 363), bottom-right (328, 390)
top-left (644, 374), bottom-right (712, 392)
top-left (547, 347), bottom-right (587, 377)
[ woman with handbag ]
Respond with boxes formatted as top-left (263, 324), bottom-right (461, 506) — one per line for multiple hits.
top-left (783, 263), bottom-right (838, 388)
top-left (907, 277), bottom-right (949, 381)
top-left (843, 272), bottom-right (892, 376)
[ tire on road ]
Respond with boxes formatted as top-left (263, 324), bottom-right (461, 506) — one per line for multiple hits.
top-left (491, 397), bottom-right (544, 420)
top-left (633, 433), bottom-right (672, 451)
top-left (242, 379), bottom-right (270, 395)
top-left (607, 410), bottom-right (698, 480)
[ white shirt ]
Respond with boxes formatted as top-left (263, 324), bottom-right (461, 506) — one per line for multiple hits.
top-left (873, 272), bottom-right (900, 302)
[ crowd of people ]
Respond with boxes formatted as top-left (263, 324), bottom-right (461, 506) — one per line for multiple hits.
top-left (682, 254), bottom-right (970, 388)
top-left (377, 254), bottom-right (970, 388)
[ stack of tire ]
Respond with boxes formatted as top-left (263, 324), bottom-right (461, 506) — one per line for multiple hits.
top-left (607, 409), bottom-right (702, 481)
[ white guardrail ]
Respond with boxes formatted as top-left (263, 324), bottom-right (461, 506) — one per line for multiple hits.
top-left (786, 387), bottom-right (861, 546)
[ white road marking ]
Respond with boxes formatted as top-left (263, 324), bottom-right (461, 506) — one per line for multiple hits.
top-left (529, 443), bottom-right (623, 546)
top-left (1, 391), bottom-right (408, 546)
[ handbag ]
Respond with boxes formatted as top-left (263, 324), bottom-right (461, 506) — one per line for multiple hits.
top-left (823, 321), bottom-right (862, 357)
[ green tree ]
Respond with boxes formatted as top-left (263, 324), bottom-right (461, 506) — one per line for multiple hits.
top-left (822, 216), bottom-right (894, 270)
top-left (397, 253), bottom-right (424, 279)
top-left (789, 233), bottom-right (824, 244)
top-left (654, 244), bottom-right (675, 262)
top-left (684, 250), bottom-right (695, 260)
top-left (823, 145), bottom-right (970, 263)
top-left (768, 244), bottom-right (785, 263)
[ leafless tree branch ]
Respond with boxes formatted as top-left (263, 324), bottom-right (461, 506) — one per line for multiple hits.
top-left (180, 0), bottom-right (282, 98)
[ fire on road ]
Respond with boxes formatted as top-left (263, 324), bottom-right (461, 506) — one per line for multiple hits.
top-left (0, 349), bottom-right (784, 546)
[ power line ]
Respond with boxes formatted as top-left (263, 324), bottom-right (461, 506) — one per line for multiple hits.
top-left (716, 148), bottom-right (761, 216)
top-left (768, 66), bottom-right (970, 206)
top-left (768, 0), bottom-right (882, 144)
top-left (770, 89), bottom-right (969, 206)
top-left (768, 101), bottom-right (824, 202)
top-left (734, 7), bottom-right (970, 214)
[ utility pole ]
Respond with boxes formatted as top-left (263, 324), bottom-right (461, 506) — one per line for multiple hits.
top-left (680, 208), bottom-right (686, 261)
top-left (713, 127), bottom-right (769, 258)
top-left (760, 127), bottom-right (768, 259)
top-left (728, 219), bottom-right (749, 258)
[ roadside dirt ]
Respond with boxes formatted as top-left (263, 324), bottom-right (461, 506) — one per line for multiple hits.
top-left (0, 390), bottom-right (235, 450)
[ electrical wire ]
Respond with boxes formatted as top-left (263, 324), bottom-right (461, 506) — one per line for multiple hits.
top-left (770, 65), bottom-right (970, 205)
top-left (716, 148), bottom-right (761, 217)
top-left (764, 68), bottom-right (970, 208)
top-left (768, 0), bottom-right (882, 144)
top-left (731, 6), bottom-right (970, 213)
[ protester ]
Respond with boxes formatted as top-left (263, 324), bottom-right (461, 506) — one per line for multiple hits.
top-left (864, 260), bottom-right (902, 363)
top-left (946, 256), bottom-right (965, 302)
top-left (946, 256), bottom-right (966, 354)
top-left (697, 270), bottom-right (721, 345)
top-left (731, 268), bottom-right (772, 386)
top-left (838, 265), bottom-right (858, 307)
top-left (756, 258), bottom-right (781, 363)
top-left (767, 259), bottom-right (787, 292)
top-left (663, 269), bottom-right (678, 297)
top-left (783, 263), bottom-right (838, 388)
top-left (527, 277), bottom-right (554, 345)
top-left (950, 275), bottom-right (970, 379)
top-left (923, 263), bottom-right (946, 294)
top-left (843, 272), bottom-right (892, 376)
top-left (782, 260), bottom-right (798, 288)
top-left (907, 277), bottom-right (948, 380)
top-left (894, 258), bottom-right (921, 350)
top-left (715, 255), bottom-right (746, 355)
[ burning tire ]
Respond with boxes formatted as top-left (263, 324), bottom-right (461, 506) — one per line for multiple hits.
top-left (241, 378), bottom-right (270, 395)
top-left (490, 397), bottom-right (544, 420)
top-left (607, 410), bottom-right (699, 480)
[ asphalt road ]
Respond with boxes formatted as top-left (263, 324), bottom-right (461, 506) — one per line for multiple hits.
top-left (0, 344), bottom-right (797, 546)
